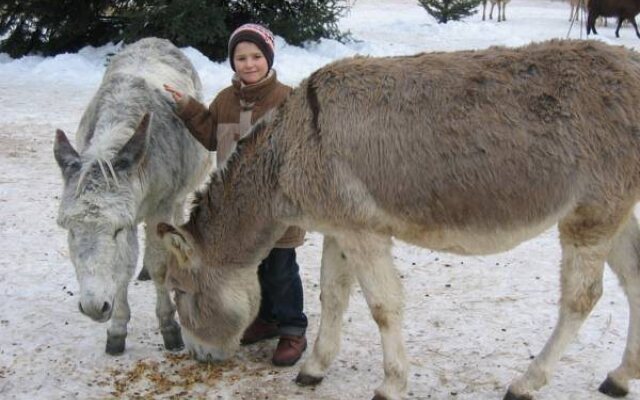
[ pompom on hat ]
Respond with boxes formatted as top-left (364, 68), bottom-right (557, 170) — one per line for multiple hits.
top-left (228, 23), bottom-right (275, 71)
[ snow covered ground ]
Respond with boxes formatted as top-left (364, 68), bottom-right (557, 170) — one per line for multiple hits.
top-left (1, 0), bottom-right (640, 399)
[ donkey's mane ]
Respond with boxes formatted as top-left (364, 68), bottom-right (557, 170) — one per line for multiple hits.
top-left (74, 75), bottom-right (155, 196)
top-left (217, 109), bottom-right (278, 181)
top-left (75, 120), bottom-right (133, 196)
top-left (185, 109), bottom-right (280, 226)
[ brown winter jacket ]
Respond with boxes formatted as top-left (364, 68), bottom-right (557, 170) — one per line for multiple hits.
top-left (176, 70), bottom-right (305, 249)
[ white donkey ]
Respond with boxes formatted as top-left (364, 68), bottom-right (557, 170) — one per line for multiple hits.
top-left (159, 40), bottom-right (640, 400)
top-left (54, 38), bottom-right (211, 354)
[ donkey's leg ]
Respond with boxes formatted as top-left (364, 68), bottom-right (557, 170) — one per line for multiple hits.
top-left (144, 220), bottom-right (183, 350)
top-left (106, 282), bottom-right (131, 354)
top-left (505, 218), bottom-right (612, 400)
top-left (599, 216), bottom-right (640, 397)
top-left (351, 233), bottom-right (407, 400)
top-left (297, 235), bottom-right (355, 386)
top-left (106, 226), bottom-right (138, 354)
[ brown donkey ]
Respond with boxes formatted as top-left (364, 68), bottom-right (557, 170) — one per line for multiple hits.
top-left (159, 40), bottom-right (640, 400)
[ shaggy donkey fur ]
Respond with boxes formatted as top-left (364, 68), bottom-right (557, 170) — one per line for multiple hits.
top-left (54, 38), bottom-right (211, 354)
top-left (160, 40), bottom-right (640, 400)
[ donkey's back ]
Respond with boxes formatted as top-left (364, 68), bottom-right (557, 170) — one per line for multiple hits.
top-left (289, 40), bottom-right (640, 254)
top-left (103, 38), bottom-right (201, 98)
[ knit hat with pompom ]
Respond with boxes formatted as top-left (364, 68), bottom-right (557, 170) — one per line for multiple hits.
top-left (228, 23), bottom-right (275, 71)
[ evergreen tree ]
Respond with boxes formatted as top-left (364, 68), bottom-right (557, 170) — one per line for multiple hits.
top-left (0, 0), bottom-right (350, 60)
top-left (0, 0), bottom-right (129, 57)
top-left (121, 0), bottom-right (231, 61)
top-left (227, 0), bottom-right (349, 46)
top-left (418, 0), bottom-right (482, 23)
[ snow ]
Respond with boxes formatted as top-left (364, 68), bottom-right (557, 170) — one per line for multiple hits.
top-left (1, 0), bottom-right (640, 399)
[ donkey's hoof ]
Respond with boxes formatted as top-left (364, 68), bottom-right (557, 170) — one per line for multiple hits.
top-left (162, 328), bottom-right (184, 351)
top-left (503, 390), bottom-right (533, 400)
top-left (295, 372), bottom-right (323, 386)
top-left (106, 334), bottom-right (126, 355)
top-left (599, 377), bottom-right (628, 398)
top-left (137, 266), bottom-right (151, 281)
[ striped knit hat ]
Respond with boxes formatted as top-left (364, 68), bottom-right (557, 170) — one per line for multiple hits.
top-left (228, 23), bottom-right (275, 71)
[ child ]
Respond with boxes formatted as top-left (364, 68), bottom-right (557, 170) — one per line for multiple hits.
top-left (164, 23), bottom-right (308, 367)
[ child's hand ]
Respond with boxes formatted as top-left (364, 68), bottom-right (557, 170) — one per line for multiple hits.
top-left (163, 84), bottom-right (184, 102)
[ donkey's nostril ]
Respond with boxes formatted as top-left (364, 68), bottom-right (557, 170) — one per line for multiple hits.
top-left (102, 302), bottom-right (111, 314)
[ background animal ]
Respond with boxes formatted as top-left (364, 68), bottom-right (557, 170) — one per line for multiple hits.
top-left (160, 39), bottom-right (640, 400)
top-left (587, 0), bottom-right (640, 37)
top-left (570, 0), bottom-right (609, 27)
top-left (53, 38), bottom-right (211, 354)
top-left (569, 0), bottom-right (589, 20)
top-left (482, 0), bottom-right (510, 21)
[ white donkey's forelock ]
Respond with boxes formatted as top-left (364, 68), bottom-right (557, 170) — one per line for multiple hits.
top-left (75, 158), bottom-right (119, 196)
top-left (75, 115), bottom-right (153, 196)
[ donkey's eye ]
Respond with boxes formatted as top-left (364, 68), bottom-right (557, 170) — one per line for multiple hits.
top-left (113, 228), bottom-right (124, 239)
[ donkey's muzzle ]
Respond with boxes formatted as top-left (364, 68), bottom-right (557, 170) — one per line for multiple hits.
top-left (78, 300), bottom-right (112, 322)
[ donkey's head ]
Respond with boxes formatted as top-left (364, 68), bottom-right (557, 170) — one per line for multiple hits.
top-left (155, 120), bottom-right (288, 361)
top-left (54, 114), bottom-right (150, 322)
top-left (157, 222), bottom-right (261, 362)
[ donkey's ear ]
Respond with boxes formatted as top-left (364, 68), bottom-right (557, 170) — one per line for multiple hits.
top-left (158, 222), bottom-right (194, 269)
top-left (53, 129), bottom-right (81, 181)
top-left (113, 113), bottom-right (151, 171)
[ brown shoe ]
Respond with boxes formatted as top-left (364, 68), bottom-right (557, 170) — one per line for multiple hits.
top-left (272, 335), bottom-right (307, 366)
top-left (240, 319), bottom-right (279, 345)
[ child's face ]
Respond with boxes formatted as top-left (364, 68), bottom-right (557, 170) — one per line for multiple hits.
top-left (233, 42), bottom-right (269, 85)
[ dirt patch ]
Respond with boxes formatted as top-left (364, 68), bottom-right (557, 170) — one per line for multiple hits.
top-left (101, 353), bottom-right (276, 399)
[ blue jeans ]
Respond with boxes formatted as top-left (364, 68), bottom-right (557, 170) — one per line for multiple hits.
top-left (257, 248), bottom-right (308, 337)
